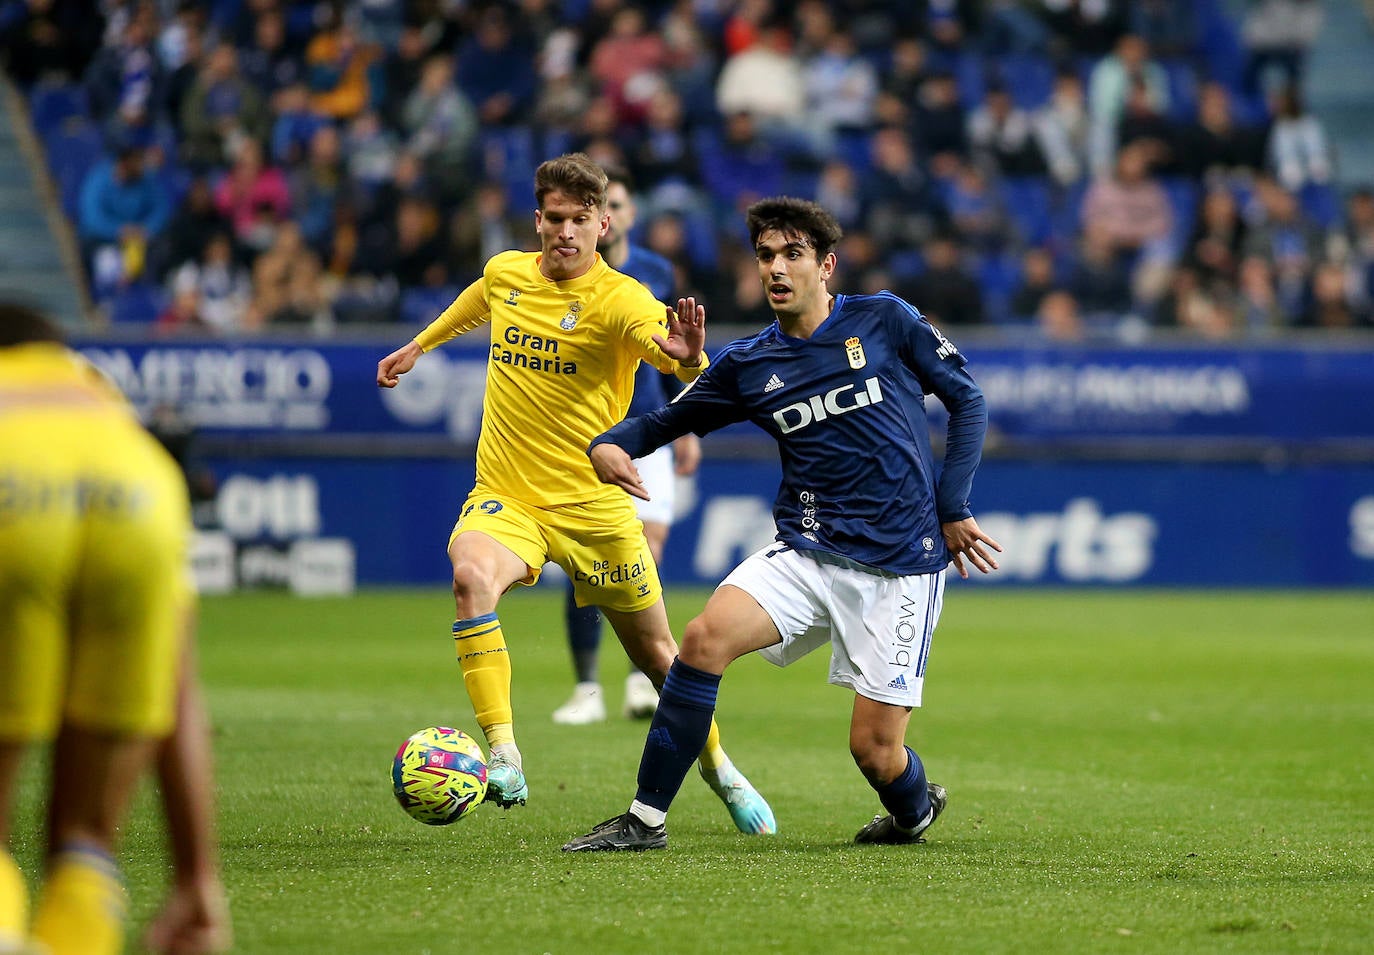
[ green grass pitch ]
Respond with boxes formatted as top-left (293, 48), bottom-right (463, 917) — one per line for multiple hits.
top-left (10, 588), bottom-right (1373, 953)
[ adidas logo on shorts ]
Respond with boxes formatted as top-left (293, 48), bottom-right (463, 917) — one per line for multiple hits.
top-left (886, 674), bottom-right (908, 690)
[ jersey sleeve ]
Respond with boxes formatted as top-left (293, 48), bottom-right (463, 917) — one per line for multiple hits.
top-left (613, 281), bottom-right (710, 384)
top-left (591, 358), bottom-right (744, 459)
top-left (889, 299), bottom-right (988, 523)
top-left (413, 254), bottom-right (512, 349)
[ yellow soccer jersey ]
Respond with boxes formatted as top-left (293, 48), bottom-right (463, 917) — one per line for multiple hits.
top-left (416, 250), bottom-right (706, 505)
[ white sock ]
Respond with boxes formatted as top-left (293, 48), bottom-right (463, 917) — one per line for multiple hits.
top-left (489, 743), bottom-right (522, 770)
top-left (700, 753), bottom-right (737, 786)
top-left (629, 800), bottom-right (666, 828)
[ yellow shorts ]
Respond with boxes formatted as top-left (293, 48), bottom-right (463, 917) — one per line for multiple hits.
top-left (0, 410), bottom-right (189, 741)
top-left (449, 486), bottom-right (662, 613)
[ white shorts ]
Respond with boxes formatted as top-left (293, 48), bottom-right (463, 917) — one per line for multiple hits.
top-left (633, 446), bottom-right (675, 526)
top-left (721, 544), bottom-right (946, 707)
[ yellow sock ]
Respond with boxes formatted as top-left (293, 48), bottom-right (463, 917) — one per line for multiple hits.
top-left (453, 614), bottom-right (513, 738)
top-left (0, 849), bottom-right (27, 950)
top-left (31, 846), bottom-right (127, 955)
top-left (698, 719), bottom-right (725, 771)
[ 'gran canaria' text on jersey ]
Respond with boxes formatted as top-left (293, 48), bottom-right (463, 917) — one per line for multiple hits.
top-left (490, 323), bottom-right (579, 375)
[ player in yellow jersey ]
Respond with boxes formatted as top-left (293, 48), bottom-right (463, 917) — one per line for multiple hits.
top-left (0, 303), bottom-right (230, 955)
top-left (376, 153), bottom-right (775, 834)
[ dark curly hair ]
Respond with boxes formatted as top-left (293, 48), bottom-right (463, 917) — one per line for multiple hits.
top-left (745, 197), bottom-right (844, 260)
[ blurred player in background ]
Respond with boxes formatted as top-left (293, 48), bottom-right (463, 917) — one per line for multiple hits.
top-left (564, 198), bottom-right (1001, 852)
top-left (0, 303), bottom-right (230, 954)
top-left (552, 164), bottom-right (701, 726)
top-left (376, 153), bottom-right (773, 834)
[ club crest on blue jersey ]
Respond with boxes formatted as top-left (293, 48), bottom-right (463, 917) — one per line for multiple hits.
top-left (560, 300), bottom-right (582, 330)
top-left (845, 336), bottom-right (866, 369)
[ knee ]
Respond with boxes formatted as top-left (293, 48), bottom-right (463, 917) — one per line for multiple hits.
top-left (679, 614), bottom-right (729, 671)
top-left (849, 732), bottom-right (906, 787)
top-left (451, 559), bottom-right (498, 608)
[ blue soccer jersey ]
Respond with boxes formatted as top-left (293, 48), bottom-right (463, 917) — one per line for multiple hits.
top-left (620, 244), bottom-right (683, 418)
top-left (592, 292), bottom-right (988, 575)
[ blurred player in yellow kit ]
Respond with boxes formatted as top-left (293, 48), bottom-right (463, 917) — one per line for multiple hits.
top-left (0, 303), bottom-right (230, 955)
top-left (376, 153), bottom-right (774, 833)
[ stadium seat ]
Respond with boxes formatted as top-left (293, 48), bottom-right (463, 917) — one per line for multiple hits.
top-left (1002, 175), bottom-right (1053, 246)
top-left (1299, 182), bottom-right (1341, 229)
top-left (27, 82), bottom-right (88, 139)
top-left (44, 122), bottom-right (106, 221)
top-left (399, 285), bottom-right (461, 326)
top-left (999, 52), bottom-right (1055, 110)
top-left (108, 282), bottom-right (165, 323)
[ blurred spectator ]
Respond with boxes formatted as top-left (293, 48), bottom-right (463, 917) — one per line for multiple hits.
top-left (154, 278), bottom-right (204, 332)
top-left (213, 136), bottom-right (290, 256)
top-left (713, 245), bottom-right (778, 327)
top-left (1182, 186), bottom-right (1248, 287)
top-left (268, 80), bottom-right (329, 167)
top-left (456, 5), bottom-right (537, 127)
top-left (1266, 83), bottom-right (1334, 192)
top-left (1235, 254), bottom-right (1285, 332)
top-left (801, 23), bottom-right (878, 143)
top-left (289, 123), bottom-right (346, 250)
top-left (1115, 75), bottom-right (1181, 173)
top-left (968, 84), bottom-right (1050, 179)
top-left (873, 35), bottom-right (930, 127)
top-left (83, 0), bottom-right (162, 136)
top-left (179, 42), bottom-right (269, 170)
top-left (1242, 174), bottom-right (1325, 318)
top-left (370, 194), bottom-right (447, 290)
top-left (158, 4), bottom-right (206, 139)
top-left (444, 181), bottom-right (531, 283)
top-left (381, 22), bottom-right (438, 121)
top-left (1039, 0), bottom-right (1128, 58)
top-left (248, 220), bottom-right (331, 329)
top-left (1033, 70), bottom-right (1091, 188)
top-left (1300, 260), bottom-right (1370, 329)
top-left (1035, 289), bottom-right (1086, 341)
top-left (1070, 223), bottom-right (1136, 316)
top-left (305, 10), bottom-right (382, 121)
top-left (1177, 81), bottom-right (1269, 184)
top-left (1129, 0), bottom-right (1199, 61)
top-left (402, 54), bottom-right (478, 204)
top-left (1087, 33), bottom-right (1170, 175)
top-left (150, 173), bottom-right (227, 279)
top-left (344, 108), bottom-right (400, 194)
top-left (815, 160), bottom-right (862, 230)
top-left (715, 21), bottom-right (813, 155)
top-left (1241, 0), bottom-right (1323, 97)
top-left (0, 0), bottom-right (103, 86)
top-left (589, 6), bottom-right (668, 126)
top-left (911, 71), bottom-right (967, 175)
top-left (167, 230), bottom-right (251, 333)
top-left (641, 210), bottom-right (713, 299)
top-left (240, 6), bottom-right (305, 97)
top-left (943, 159), bottom-right (1008, 252)
top-left (861, 126), bottom-right (943, 252)
top-left (77, 136), bottom-right (169, 292)
top-left (698, 110), bottom-right (785, 219)
top-left (1079, 142), bottom-right (1175, 304)
top-left (1155, 264), bottom-right (1237, 338)
top-left (901, 233), bottom-right (984, 326)
top-left (1011, 245), bottom-right (1058, 318)
top-left (626, 87), bottom-right (699, 196)
top-left (1338, 188), bottom-right (1374, 310)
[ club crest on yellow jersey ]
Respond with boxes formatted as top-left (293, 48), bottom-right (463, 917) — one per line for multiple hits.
top-left (504, 288), bottom-right (522, 306)
top-left (845, 336), bottom-right (866, 369)
top-left (560, 300), bottom-right (582, 331)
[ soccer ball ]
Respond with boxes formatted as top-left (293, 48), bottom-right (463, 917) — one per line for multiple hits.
top-left (392, 726), bottom-right (488, 825)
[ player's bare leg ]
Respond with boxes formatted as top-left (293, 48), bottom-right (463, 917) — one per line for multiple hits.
top-left (850, 695), bottom-right (945, 845)
top-left (448, 532), bottom-right (531, 807)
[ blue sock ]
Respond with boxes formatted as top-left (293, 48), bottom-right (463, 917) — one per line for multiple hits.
top-left (875, 747), bottom-right (932, 829)
top-left (564, 581), bottom-right (602, 684)
top-left (634, 659), bottom-right (719, 812)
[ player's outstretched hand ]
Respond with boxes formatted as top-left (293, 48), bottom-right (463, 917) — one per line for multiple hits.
top-left (653, 297), bottom-right (706, 366)
top-left (377, 340), bottom-right (423, 388)
top-left (143, 875), bottom-right (232, 955)
top-left (942, 517), bottom-right (1003, 580)
top-left (590, 444), bottom-right (650, 501)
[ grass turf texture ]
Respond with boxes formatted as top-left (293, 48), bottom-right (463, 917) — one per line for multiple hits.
top-left (9, 588), bottom-right (1373, 953)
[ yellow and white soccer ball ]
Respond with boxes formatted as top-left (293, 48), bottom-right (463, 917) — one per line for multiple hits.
top-left (392, 726), bottom-right (488, 825)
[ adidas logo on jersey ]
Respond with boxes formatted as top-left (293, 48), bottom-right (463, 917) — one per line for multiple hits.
top-left (764, 374), bottom-right (785, 393)
top-left (886, 674), bottom-right (908, 690)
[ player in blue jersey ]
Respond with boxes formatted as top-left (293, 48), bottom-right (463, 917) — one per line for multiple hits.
top-left (553, 164), bottom-right (701, 726)
top-left (563, 197), bottom-right (1002, 851)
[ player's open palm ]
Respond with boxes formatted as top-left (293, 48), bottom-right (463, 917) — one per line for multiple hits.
top-left (654, 297), bottom-right (706, 365)
top-left (590, 444), bottom-right (650, 501)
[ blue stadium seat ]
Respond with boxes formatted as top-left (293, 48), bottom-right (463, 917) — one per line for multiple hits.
top-left (1299, 182), bottom-right (1341, 229)
top-left (1002, 175), bottom-right (1053, 246)
top-left (399, 285), bottom-right (461, 326)
top-left (108, 282), bottom-right (165, 323)
top-left (480, 127), bottom-right (537, 209)
top-left (44, 122), bottom-right (106, 221)
top-left (27, 82), bottom-right (88, 139)
top-left (1160, 176), bottom-right (1200, 254)
top-left (999, 52), bottom-right (1055, 110)
top-left (975, 251), bottom-right (1021, 324)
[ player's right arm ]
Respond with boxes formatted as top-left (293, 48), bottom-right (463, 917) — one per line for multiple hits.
top-left (377, 276), bottom-right (492, 388)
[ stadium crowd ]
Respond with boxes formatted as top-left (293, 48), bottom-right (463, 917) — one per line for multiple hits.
top-left (3, 0), bottom-right (1371, 339)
